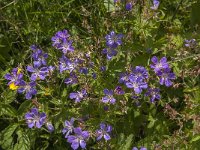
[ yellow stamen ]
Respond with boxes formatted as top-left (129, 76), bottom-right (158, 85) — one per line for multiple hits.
top-left (9, 82), bottom-right (18, 90)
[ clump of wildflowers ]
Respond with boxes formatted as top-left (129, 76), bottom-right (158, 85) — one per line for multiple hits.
top-left (51, 29), bottom-right (74, 54)
top-left (25, 108), bottom-right (46, 128)
top-left (150, 56), bottom-right (176, 87)
top-left (67, 127), bottom-right (89, 150)
top-left (96, 123), bottom-right (112, 141)
top-left (30, 45), bottom-right (48, 68)
top-left (102, 31), bottom-right (123, 60)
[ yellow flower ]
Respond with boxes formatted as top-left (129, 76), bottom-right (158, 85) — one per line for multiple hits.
top-left (9, 82), bottom-right (18, 90)
top-left (17, 68), bottom-right (22, 74)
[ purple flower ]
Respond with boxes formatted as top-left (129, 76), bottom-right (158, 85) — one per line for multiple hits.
top-left (51, 29), bottom-right (70, 48)
top-left (58, 39), bottom-right (74, 54)
top-left (96, 123), bottom-right (112, 141)
top-left (64, 73), bottom-right (78, 85)
top-left (59, 56), bottom-right (77, 73)
top-left (57, 29), bottom-right (70, 39)
top-left (17, 81), bottom-right (37, 100)
top-left (32, 48), bottom-right (48, 68)
top-left (62, 118), bottom-right (75, 138)
top-left (119, 72), bottom-right (130, 84)
top-left (126, 75), bottom-right (148, 94)
top-left (150, 0), bottom-right (160, 10)
top-left (102, 48), bottom-right (118, 60)
top-left (100, 66), bottom-right (106, 72)
top-left (92, 72), bottom-right (97, 79)
top-left (4, 68), bottom-right (23, 86)
top-left (67, 127), bottom-right (89, 150)
top-left (102, 89), bottom-right (116, 104)
top-left (132, 147), bottom-right (147, 150)
top-left (69, 89), bottom-right (87, 103)
top-left (30, 44), bottom-right (38, 51)
top-left (114, 86), bottom-right (125, 95)
top-left (145, 88), bottom-right (161, 102)
top-left (150, 56), bottom-right (169, 73)
top-left (79, 67), bottom-right (89, 75)
top-left (105, 31), bottom-right (123, 48)
top-left (184, 39), bottom-right (197, 48)
top-left (140, 147), bottom-right (147, 150)
top-left (126, 2), bottom-right (132, 11)
top-left (157, 68), bottom-right (176, 87)
top-left (46, 122), bottom-right (54, 132)
top-left (25, 108), bottom-right (46, 128)
top-left (131, 66), bottom-right (148, 80)
top-left (27, 65), bottom-right (49, 81)
top-left (48, 65), bottom-right (55, 74)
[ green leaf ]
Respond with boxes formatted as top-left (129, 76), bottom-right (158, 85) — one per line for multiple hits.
top-left (1, 89), bottom-right (16, 104)
top-left (0, 124), bottom-right (18, 150)
top-left (190, 135), bottom-right (200, 143)
top-left (0, 104), bottom-right (17, 117)
top-left (17, 100), bottom-right (32, 116)
top-left (118, 134), bottom-right (134, 150)
top-left (147, 115), bottom-right (156, 129)
top-left (104, 0), bottom-right (115, 12)
top-left (14, 128), bottom-right (31, 150)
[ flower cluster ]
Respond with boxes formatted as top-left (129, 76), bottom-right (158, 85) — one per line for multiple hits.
top-left (118, 56), bottom-right (175, 103)
top-left (4, 44), bottom-right (54, 100)
top-left (184, 39), bottom-right (197, 48)
top-left (62, 118), bottom-right (113, 149)
top-left (4, 68), bottom-right (23, 90)
top-left (102, 31), bottom-right (123, 60)
top-left (52, 30), bottom-right (95, 88)
top-left (150, 56), bottom-right (176, 87)
top-left (25, 108), bottom-right (54, 132)
top-left (4, 28), bottom-right (179, 149)
top-left (62, 118), bottom-right (89, 150)
top-left (51, 29), bottom-right (74, 54)
top-left (119, 66), bottom-right (148, 94)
